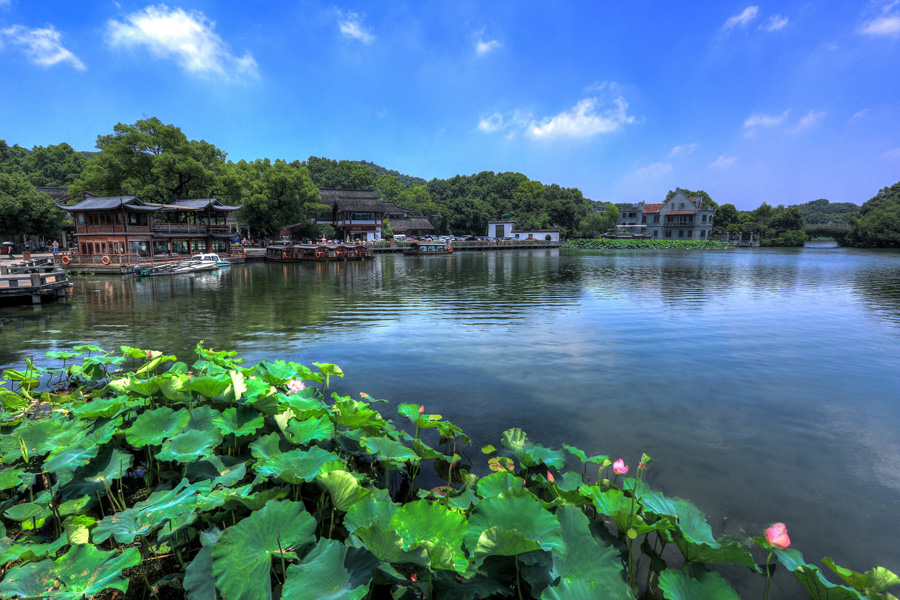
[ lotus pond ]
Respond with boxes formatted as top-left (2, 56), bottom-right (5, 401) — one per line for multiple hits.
top-left (1, 344), bottom-right (897, 600)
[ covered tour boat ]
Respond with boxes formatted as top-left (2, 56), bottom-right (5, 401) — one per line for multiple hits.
top-left (404, 241), bottom-right (453, 256)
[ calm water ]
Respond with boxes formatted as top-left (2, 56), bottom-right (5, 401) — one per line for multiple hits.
top-left (2, 243), bottom-right (899, 588)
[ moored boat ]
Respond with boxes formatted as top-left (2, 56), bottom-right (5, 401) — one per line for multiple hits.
top-left (404, 241), bottom-right (453, 256)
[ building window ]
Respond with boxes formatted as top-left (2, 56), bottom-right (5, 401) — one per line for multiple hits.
top-left (653, 215), bottom-right (659, 223)
top-left (665, 230), bottom-right (672, 238)
top-left (77, 214), bottom-right (85, 225)
top-left (679, 203), bottom-right (685, 209)
top-left (701, 214), bottom-right (707, 223)
top-left (679, 230), bottom-right (684, 238)
top-left (687, 230), bottom-right (692, 238)
top-left (127, 213), bottom-right (148, 226)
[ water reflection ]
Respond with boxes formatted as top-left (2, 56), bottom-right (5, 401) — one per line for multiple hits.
top-left (2, 247), bottom-right (900, 587)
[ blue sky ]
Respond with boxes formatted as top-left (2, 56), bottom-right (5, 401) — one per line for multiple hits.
top-left (1, 1), bottom-right (899, 210)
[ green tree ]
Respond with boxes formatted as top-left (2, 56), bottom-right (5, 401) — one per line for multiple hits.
top-left (23, 143), bottom-right (89, 187)
top-left (712, 204), bottom-right (741, 231)
top-left (68, 117), bottom-right (228, 204)
top-left (0, 173), bottom-right (67, 238)
top-left (577, 203), bottom-right (618, 238)
top-left (231, 159), bottom-right (321, 237)
top-left (769, 206), bottom-right (804, 232)
top-left (666, 188), bottom-right (718, 209)
top-left (382, 217), bottom-right (394, 239)
top-left (842, 181), bottom-right (900, 247)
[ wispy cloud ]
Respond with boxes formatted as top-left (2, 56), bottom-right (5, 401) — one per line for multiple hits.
top-left (337, 10), bottom-right (375, 44)
top-left (762, 14), bottom-right (789, 31)
top-left (476, 37), bottom-right (501, 56)
top-left (722, 6), bottom-right (759, 33)
top-left (107, 5), bottom-right (257, 81)
top-left (0, 24), bottom-right (85, 70)
top-left (859, 1), bottom-right (900, 36)
top-left (710, 155), bottom-right (736, 169)
top-left (794, 110), bottom-right (825, 132)
top-left (849, 108), bottom-right (870, 121)
top-left (744, 110), bottom-right (790, 132)
top-left (882, 147), bottom-right (900, 161)
top-left (670, 143), bottom-right (697, 157)
top-left (632, 162), bottom-right (673, 179)
top-left (479, 84), bottom-right (636, 140)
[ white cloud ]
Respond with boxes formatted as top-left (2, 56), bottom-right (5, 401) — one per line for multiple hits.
top-left (723, 6), bottom-right (759, 32)
top-left (860, 14), bottom-right (900, 35)
top-left (794, 110), bottom-right (825, 132)
top-left (710, 155), bottom-right (736, 169)
top-left (337, 10), bottom-right (375, 44)
top-left (0, 24), bottom-right (85, 70)
top-left (477, 113), bottom-right (505, 133)
top-left (849, 108), bottom-right (870, 121)
top-left (669, 143), bottom-right (697, 157)
top-left (632, 162), bottom-right (673, 179)
top-left (762, 14), bottom-right (789, 31)
top-left (107, 5), bottom-right (257, 80)
top-left (744, 110), bottom-right (790, 131)
top-left (476, 38), bottom-right (501, 56)
top-left (881, 147), bottom-right (900, 161)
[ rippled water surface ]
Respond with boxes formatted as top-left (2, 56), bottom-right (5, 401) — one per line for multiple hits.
top-left (2, 243), bottom-right (899, 588)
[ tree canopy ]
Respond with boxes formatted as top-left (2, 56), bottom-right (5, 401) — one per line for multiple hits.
top-left (0, 140), bottom-right (89, 187)
top-left (227, 159), bottom-right (322, 237)
top-left (841, 181), bottom-right (900, 247)
top-left (0, 172), bottom-right (67, 238)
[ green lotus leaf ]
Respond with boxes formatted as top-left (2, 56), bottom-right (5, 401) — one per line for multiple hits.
top-left (332, 397), bottom-right (384, 431)
top-left (446, 487), bottom-right (480, 511)
top-left (45, 350), bottom-right (82, 360)
top-left (184, 545), bottom-right (217, 600)
top-left (581, 485), bottom-right (653, 535)
top-left (1, 418), bottom-right (67, 463)
top-left (0, 534), bottom-right (66, 564)
top-left (276, 393), bottom-right (328, 419)
top-left (500, 428), bottom-right (565, 470)
top-left (775, 548), bottom-right (864, 600)
top-left (0, 468), bottom-right (26, 490)
top-left (635, 483), bottom-right (717, 546)
top-left (72, 396), bottom-right (138, 420)
top-left (58, 446), bottom-right (134, 498)
top-left (73, 344), bottom-right (104, 353)
top-left (318, 470), bottom-right (370, 512)
top-left (477, 471), bottom-right (526, 499)
top-left (186, 405), bottom-right (224, 439)
top-left (93, 480), bottom-right (202, 544)
top-left (157, 429), bottom-right (218, 463)
top-left (63, 515), bottom-right (96, 545)
top-left (252, 360), bottom-right (298, 385)
top-left (277, 447), bottom-right (345, 484)
top-left (211, 500), bottom-right (316, 600)
top-left (136, 354), bottom-right (176, 375)
top-left (465, 495), bottom-right (564, 565)
top-left (314, 361), bottom-right (344, 381)
top-left (185, 454), bottom-right (247, 488)
top-left (283, 414), bottom-right (336, 446)
top-left (657, 566), bottom-right (742, 600)
top-left (398, 403), bottom-right (440, 429)
top-left (561, 443), bottom-right (611, 466)
top-left (213, 406), bottom-right (264, 437)
top-left (822, 558), bottom-right (900, 594)
top-left (542, 577), bottom-right (632, 600)
top-left (673, 536), bottom-right (756, 570)
top-left (231, 486), bottom-right (289, 511)
top-left (44, 439), bottom-right (103, 475)
top-left (158, 373), bottom-right (191, 403)
top-left (120, 345), bottom-right (148, 359)
top-left (123, 376), bottom-right (161, 398)
top-left (0, 387), bottom-right (28, 409)
top-left (55, 544), bottom-right (141, 599)
top-left (0, 558), bottom-right (55, 599)
top-left (5, 502), bottom-right (49, 522)
top-left (408, 437), bottom-right (449, 460)
top-left (360, 436), bottom-right (418, 463)
top-left (344, 488), bottom-right (398, 533)
top-left (190, 375), bottom-right (232, 400)
top-left (390, 499), bottom-right (468, 572)
top-left (125, 406), bottom-right (191, 447)
top-left (282, 539), bottom-right (376, 600)
top-left (242, 377), bottom-right (274, 402)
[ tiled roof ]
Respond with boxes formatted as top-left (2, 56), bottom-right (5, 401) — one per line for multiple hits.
top-left (643, 203), bottom-right (664, 213)
top-left (167, 198), bottom-right (243, 211)
top-left (391, 217), bottom-right (435, 231)
top-left (667, 210), bottom-right (695, 215)
top-left (57, 196), bottom-right (163, 212)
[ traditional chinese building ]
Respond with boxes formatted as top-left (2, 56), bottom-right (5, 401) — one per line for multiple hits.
top-left (310, 189), bottom-right (433, 242)
top-left (57, 196), bottom-right (242, 266)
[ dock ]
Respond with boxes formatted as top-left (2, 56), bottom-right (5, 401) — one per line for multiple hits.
top-left (0, 259), bottom-right (72, 305)
top-left (368, 239), bottom-right (561, 253)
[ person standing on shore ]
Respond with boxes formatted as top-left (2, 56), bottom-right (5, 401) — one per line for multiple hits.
top-left (52, 240), bottom-right (59, 256)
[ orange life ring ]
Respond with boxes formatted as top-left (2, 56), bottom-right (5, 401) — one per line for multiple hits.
top-left (282, 251), bottom-right (288, 259)
top-left (102, 255), bottom-right (111, 265)
top-left (61, 255), bottom-right (70, 265)
top-left (315, 251), bottom-right (324, 259)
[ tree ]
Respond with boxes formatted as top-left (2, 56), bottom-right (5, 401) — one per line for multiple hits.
top-left (0, 173), bottom-right (67, 238)
top-left (842, 181), bottom-right (900, 247)
top-left (576, 203), bottom-right (619, 238)
top-left (382, 218), bottom-right (394, 239)
top-left (769, 206), bottom-right (804, 232)
top-left (231, 159), bottom-right (321, 237)
top-left (23, 143), bottom-right (89, 187)
top-left (712, 204), bottom-right (741, 231)
top-left (666, 188), bottom-right (717, 209)
top-left (68, 117), bottom-right (228, 203)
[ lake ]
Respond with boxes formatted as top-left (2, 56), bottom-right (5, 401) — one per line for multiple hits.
top-left (2, 243), bottom-right (899, 593)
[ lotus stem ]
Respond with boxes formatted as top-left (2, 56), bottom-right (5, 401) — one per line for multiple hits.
top-left (763, 550), bottom-right (773, 600)
top-left (96, 488), bottom-right (106, 518)
top-left (276, 532), bottom-right (287, 582)
top-left (515, 555), bottom-right (523, 600)
top-left (329, 507), bottom-right (335, 538)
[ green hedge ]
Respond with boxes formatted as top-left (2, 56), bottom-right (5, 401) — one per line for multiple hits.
top-left (564, 238), bottom-right (731, 250)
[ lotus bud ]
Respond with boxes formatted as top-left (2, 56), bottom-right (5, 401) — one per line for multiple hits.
top-left (547, 471), bottom-right (555, 483)
top-left (764, 523), bottom-right (791, 549)
top-left (418, 405), bottom-right (425, 415)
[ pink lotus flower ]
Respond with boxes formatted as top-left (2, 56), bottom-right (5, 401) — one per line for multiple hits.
top-left (286, 378), bottom-right (305, 394)
top-left (613, 459), bottom-right (629, 475)
top-left (765, 523), bottom-right (791, 549)
top-left (418, 405), bottom-right (425, 415)
top-left (547, 471), bottom-right (555, 484)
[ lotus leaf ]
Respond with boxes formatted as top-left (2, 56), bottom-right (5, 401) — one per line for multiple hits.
top-left (185, 455), bottom-right (247, 488)
top-left (157, 429), bottom-right (219, 463)
top-left (398, 403), bottom-right (441, 429)
top-left (282, 539), bottom-right (376, 600)
top-left (253, 360), bottom-right (299, 385)
top-left (93, 480), bottom-right (203, 544)
top-left (318, 470), bottom-right (370, 511)
top-left (184, 545), bottom-right (217, 600)
top-left (63, 515), bottom-right (96, 545)
top-left (211, 500), bottom-right (316, 600)
top-left (581, 485), bottom-right (654, 535)
top-left (822, 558), bottom-right (900, 595)
top-left (390, 499), bottom-right (469, 572)
top-left (657, 566), bottom-right (742, 600)
top-left (314, 361), bottom-right (344, 384)
top-left (477, 471), bottom-right (526, 499)
top-left (158, 373), bottom-right (191, 403)
top-left (44, 439), bottom-right (103, 475)
top-left (58, 446), bottom-right (134, 497)
top-left (231, 486), bottom-right (289, 511)
top-left (0, 558), bottom-right (55, 599)
top-left (5, 501), bottom-right (49, 522)
top-left (446, 487), bottom-right (480, 511)
top-left (361, 436), bottom-right (419, 463)
top-left (72, 396), bottom-right (137, 420)
top-left (0, 534), bottom-right (66, 564)
top-left (190, 375), bottom-right (232, 400)
top-left (0, 387), bottom-right (28, 409)
top-left (125, 406), bottom-right (191, 447)
top-left (673, 536), bottom-right (756, 570)
top-left (561, 443), bottom-right (611, 467)
top-left (1, 418), bottom-right (67, 463)
top-left (344, 488), bottom-right (398, 533)
top-left (332, 397), bottom-right (384, 431)
top-left (136, 353), bottom-right (176, 375)
top-left (123, 376), bottom-right (161, 398)
top-left (465, 495), bottom-right (565, 565)
top-left (276, 392), bottom-right (328, 419)
top-left (214, 406), bottom-right (264, 437)
top-left (775, 548), bottom-right (864, 600)
top-left (283, 413), bottom-right (336, 446)
top-left (635, 483), bottom-right (717, 546)
top-left (0, 468), bottom-right (25, 490)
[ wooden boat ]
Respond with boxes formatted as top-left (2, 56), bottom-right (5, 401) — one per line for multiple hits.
top-left (404, 241), bottom-right (453, 256)
top-left (266, 243), bottom-right (373, 262)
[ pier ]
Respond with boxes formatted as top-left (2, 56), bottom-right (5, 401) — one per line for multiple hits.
top-left (0, 260), bottom-right (72, 305)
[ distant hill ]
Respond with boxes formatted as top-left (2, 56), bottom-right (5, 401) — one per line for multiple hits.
top-left (791, 198), bottom-right (860, 225)
top-left (354, 160), bottom-right (427, 188)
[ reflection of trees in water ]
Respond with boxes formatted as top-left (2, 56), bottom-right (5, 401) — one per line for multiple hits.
top-left (851, 263), bottom-right (900, 325)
